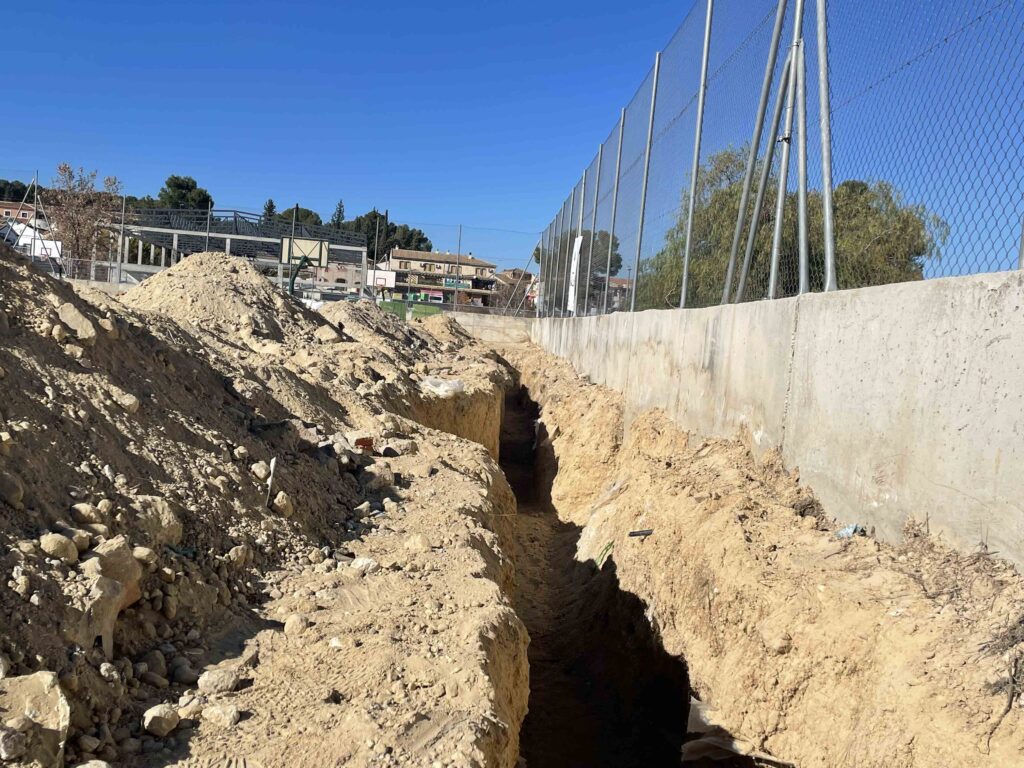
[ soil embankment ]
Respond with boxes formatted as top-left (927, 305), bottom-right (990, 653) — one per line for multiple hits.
top-left (497, 341), bottom-right (1024, 768)
top-left (0, 251), bottom-right (528, 768)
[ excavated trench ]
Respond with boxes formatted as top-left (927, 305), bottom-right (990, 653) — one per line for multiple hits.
top-left (499, 383), bottom-right (702, 767)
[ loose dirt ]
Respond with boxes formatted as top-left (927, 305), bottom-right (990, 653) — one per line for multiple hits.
top-left (2, 246), bottom-right (1023, 768)
top-left (500, 342), bottom-right (1024, 768)
top-left (0, 250), bottom-right (527, 768)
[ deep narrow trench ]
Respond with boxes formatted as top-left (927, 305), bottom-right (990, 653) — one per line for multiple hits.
top-left (499, 383), bottom-right (692, 767)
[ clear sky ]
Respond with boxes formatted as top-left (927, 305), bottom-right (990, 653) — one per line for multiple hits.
top-left (2, 0), bottom-right (694, 270)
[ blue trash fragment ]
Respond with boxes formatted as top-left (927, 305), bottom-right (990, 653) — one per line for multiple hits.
top-left (835, 524), bottom-right (866, 539)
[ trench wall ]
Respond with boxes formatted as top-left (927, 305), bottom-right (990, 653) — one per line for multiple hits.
top-left (458, 271), bottom-right (1024, 567)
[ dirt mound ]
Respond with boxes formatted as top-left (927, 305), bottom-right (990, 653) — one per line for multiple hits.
top-left (121, 252), bottom-right (321, 344)
top-left (502, 342), bottom-right (1024, 767)
top-left (0, 250), bottom-right (528, 767)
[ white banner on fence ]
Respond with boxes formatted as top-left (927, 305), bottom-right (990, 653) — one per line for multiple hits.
top-left (566, 236), bottom-right (583, 313)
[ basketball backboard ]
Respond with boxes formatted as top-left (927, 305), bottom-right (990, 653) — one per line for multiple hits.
top-left (280, 237), bottom-right (330, 268)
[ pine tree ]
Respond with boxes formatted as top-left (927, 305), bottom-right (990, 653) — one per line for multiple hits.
top-left (329, 199), bottom-right (345, 229)
top-left (262, 198), bottom-right (277, 220)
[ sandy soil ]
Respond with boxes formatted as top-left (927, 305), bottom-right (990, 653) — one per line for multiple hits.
top-left (500, 342), bottom-right (1024, 768)
top-left (3, 245), bottom-right (1023, 768)
top-left (0, 250), bottom-right (527, 768)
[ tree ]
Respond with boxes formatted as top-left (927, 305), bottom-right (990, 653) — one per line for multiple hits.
top-left (157, 175), bottom-right (213, 210)
top-left (48, 163), bottom-right (123, 261)
top-left (125, 194), bottom-right (158, 209)
top-left (263, 199), bottom-right (277, 220)
top-left (340, 210), bottom-right (432, 260)
top-left (634, 147), bottom-right (948, 311)
top-left (277, 205), bottom-right (322, 227)
top-left (0, 179), bottom-right (32, 203)
top-left (329, 199), bottom-right (345, 229)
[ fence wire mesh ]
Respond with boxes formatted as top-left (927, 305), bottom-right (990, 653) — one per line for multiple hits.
top-left (538, 0), bottom-right (1024, 317)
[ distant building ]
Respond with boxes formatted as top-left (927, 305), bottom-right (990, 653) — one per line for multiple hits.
top-left (495, 267), bottom-right (533, 285)
top-left (0, 201), bottom-right (36, 222)
top-left (495, 268), bottom-right (535, 310)
top-left (378, 248), bottom-right (498, 306)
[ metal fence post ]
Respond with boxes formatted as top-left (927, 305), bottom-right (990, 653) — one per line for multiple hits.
top-left (817, 0), bottom-right (837, 291)
top-left (554, 201), bottom-right (566, 317)
top-left (571, 171), bottom-right (587, 316)
top-left (749, 0), bottom-right (805, 302)
top-left (205, 202), bottom-right (213, 251)
top-left (722, 0), bottom-right (789, 304)
top-left (603, 109), bottom-right (626, 315)
top-left (797, 37), bottom-right (810, 294)
top-left (681, 0), bottom-right (715, 309)
top-left (737, 51), bottom-right (792, 302)
top-left (585, 143), bottom-right (603, 316)
top-left (630, 50), bottom-right (661, 313)
top-left (1018, 216), bottom-right (1024, 270)
top-left (117, 194), bottom-right (126, 286)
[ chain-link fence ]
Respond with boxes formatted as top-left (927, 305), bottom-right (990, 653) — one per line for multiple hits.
top-left (537, 0), bottom-right (1024, 317)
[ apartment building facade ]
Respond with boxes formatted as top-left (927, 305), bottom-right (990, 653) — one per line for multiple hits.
top-left (378, 248), bottom-right (498, 306)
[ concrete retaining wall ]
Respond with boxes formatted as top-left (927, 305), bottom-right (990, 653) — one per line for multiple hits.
top-left (448, 312), bottom-right (533, 345)
top-left (521, 272), bottom-right (1024, 566)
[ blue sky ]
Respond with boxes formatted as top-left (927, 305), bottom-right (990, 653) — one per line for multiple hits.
top-left (2, 0), bottom-right (694, 270)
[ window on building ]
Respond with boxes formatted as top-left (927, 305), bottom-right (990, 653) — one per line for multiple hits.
top-left (399, 261), bottom-right (410, 270)
top-left (19, 212), bottom-right (28, 218)
top-left (2, 211), bottom-right (9, 217)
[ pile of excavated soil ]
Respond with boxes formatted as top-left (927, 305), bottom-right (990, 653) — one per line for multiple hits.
top-left (499, 342), bottom-right (1024, 767)
top-left (0, 250), bottom-right (527, 768)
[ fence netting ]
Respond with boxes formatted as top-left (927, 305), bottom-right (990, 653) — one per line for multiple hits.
top-left (538, 0), bottom-right (1024, 317)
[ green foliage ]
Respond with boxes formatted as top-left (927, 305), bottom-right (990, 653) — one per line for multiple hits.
top-left (329, 199), bottom-right (345, 229)
top-left (263, 199), bottom-right (277, 220)
top-left (0, 179), bottom-right (32, 202)
top-left (634, 147), bottom-right (947, 310)
top-left (340, 210), bottom-right (432, 258)
top-left (157, 175), bottom-right (214, 210)
top-left (277, 205), bottom-right (323, 226)
top-left (125, 195), bottom-right (158, 209)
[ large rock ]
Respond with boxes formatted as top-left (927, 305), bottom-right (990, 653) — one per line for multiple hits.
top-left (201, 704), bottom-right (240, 729)
top-left (79, 536), bottom-right (143, 610)
top-left (0, 671), bottom-right (71, 767)
top-left (142, 704), bottom-right (178, 737)
top-left (57, 303), bottom-right (97, 347)
top-left (197, 667), bottom-right (241, 695)
top-left (39, 533), bottom-right (78, 564)
top-left (68, 577), bottom-right (125, 659)
top-left (129, 496), bottom-right (183, 547)
top-left (70, 503), bottom-right (106, 525)
top-left (271, 490), bottom-right (294, 518)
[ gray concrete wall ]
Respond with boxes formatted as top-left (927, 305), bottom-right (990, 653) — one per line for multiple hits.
top-left (527, 271), bottom-right (1024, 566)
top-left (449, 312), bottom-right (533, 345)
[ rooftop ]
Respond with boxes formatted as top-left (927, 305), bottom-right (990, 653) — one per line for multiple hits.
top-left (388, 248), bottom-right (495, 269)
